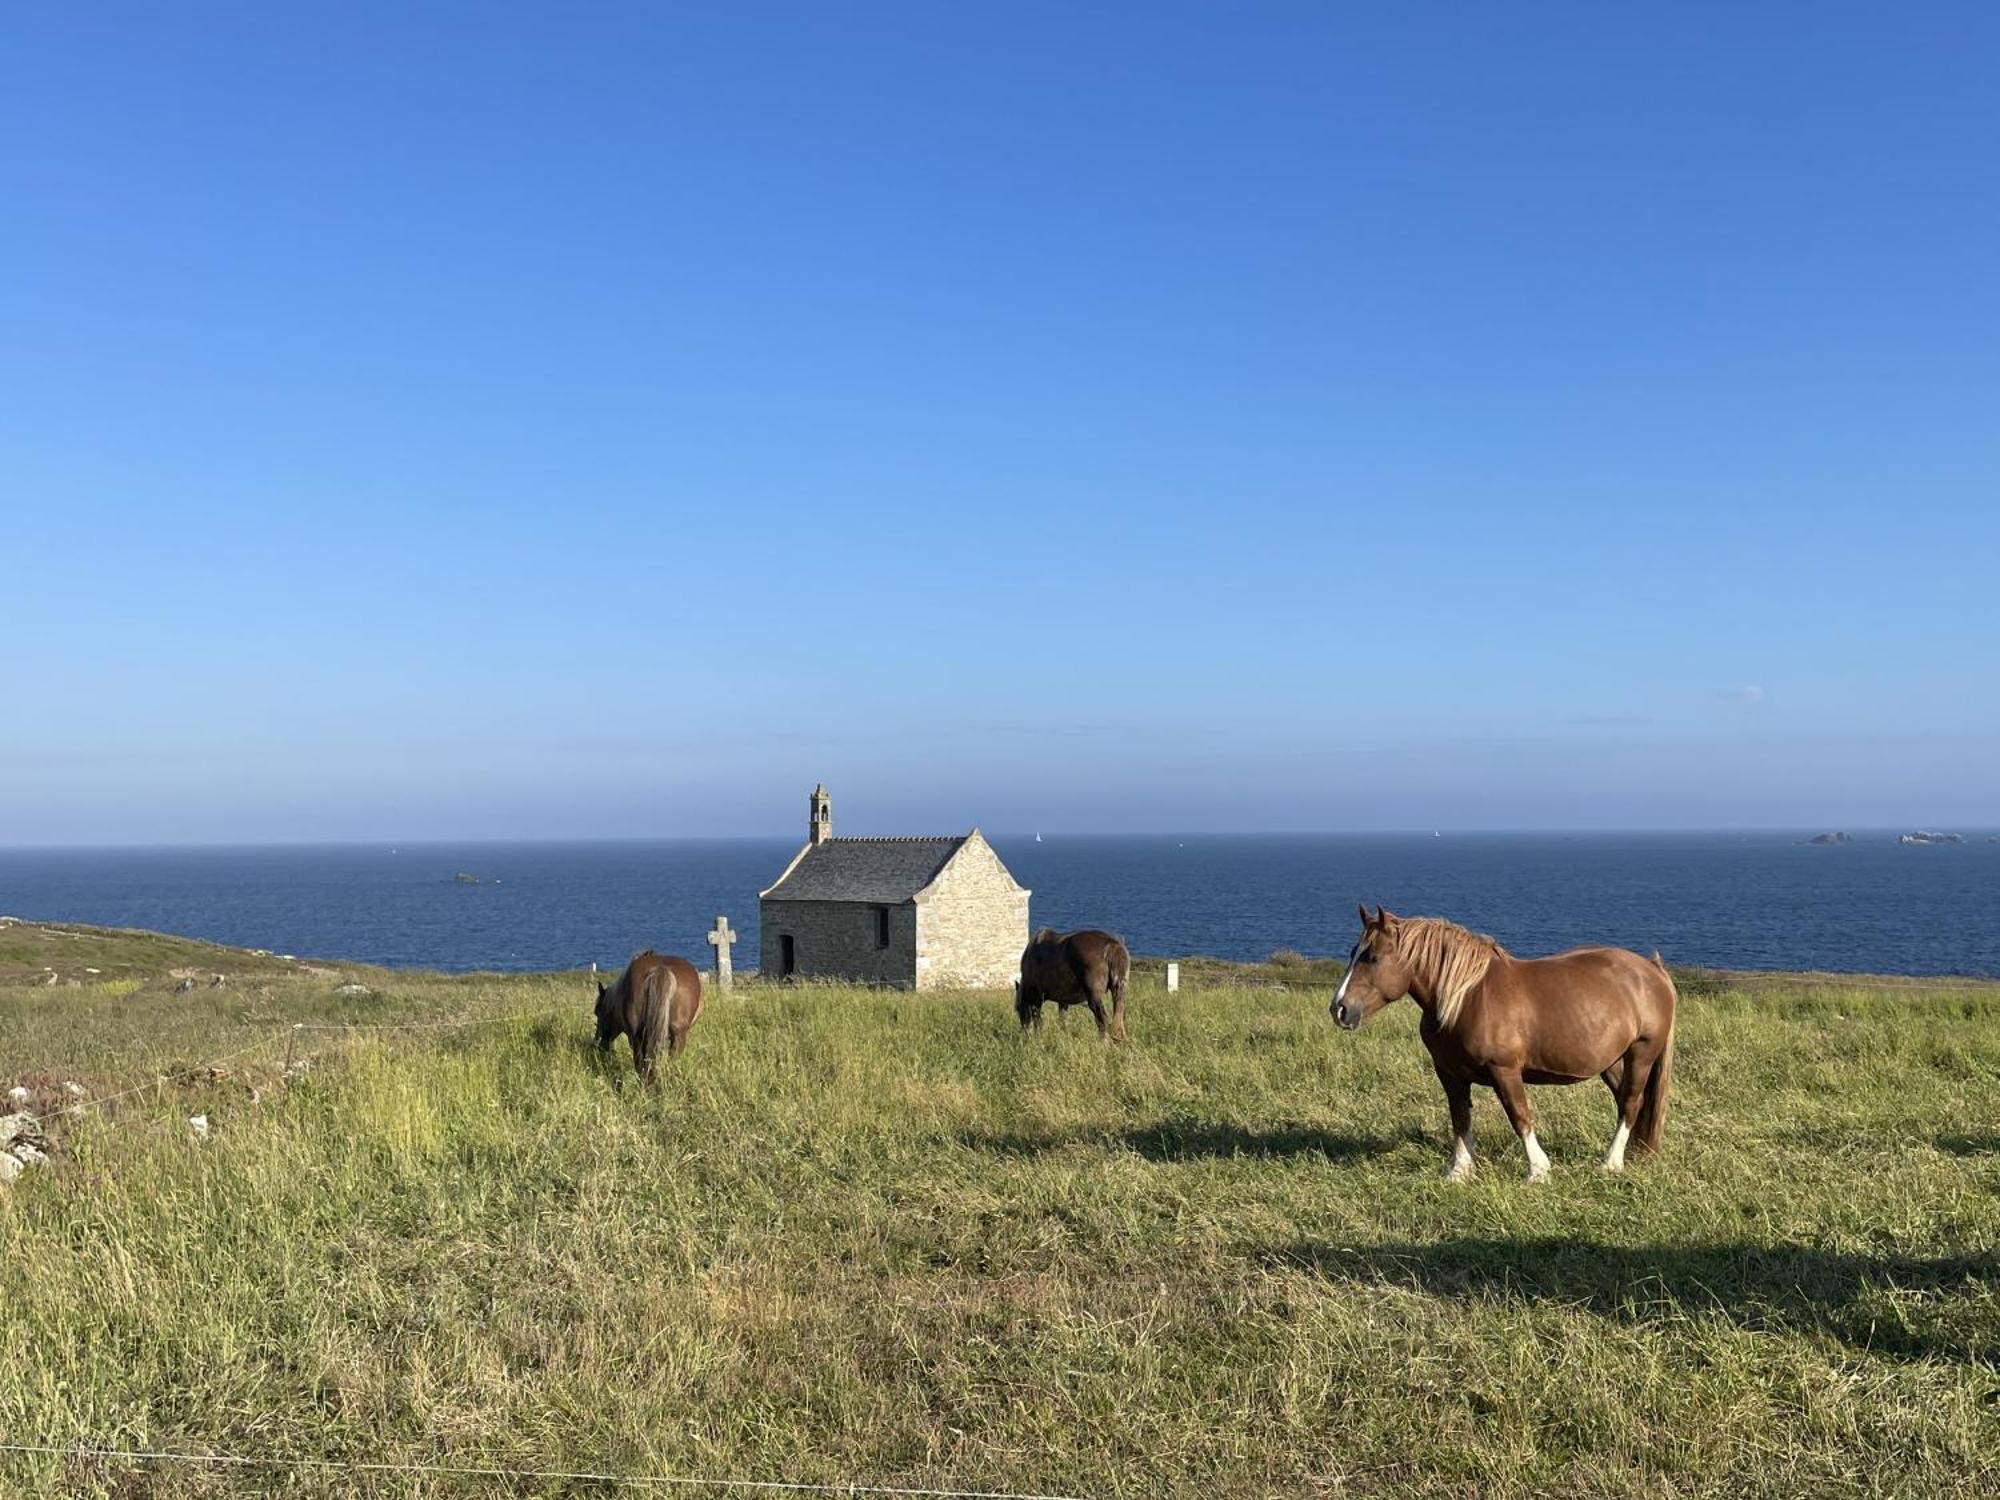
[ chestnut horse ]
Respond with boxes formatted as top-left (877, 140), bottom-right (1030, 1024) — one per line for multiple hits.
top-left (1330, 907), bottom-right (1675, 1181)
top-left (594, 950), bottom-right (703, 1085)
top-left (1017, 928), bottom-right (1131, 1042)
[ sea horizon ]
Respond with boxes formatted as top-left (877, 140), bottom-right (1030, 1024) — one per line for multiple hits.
top-left (3, 831), bottom-right (1996, 979)
top-left (6, 825), bottom-right (1997, 852)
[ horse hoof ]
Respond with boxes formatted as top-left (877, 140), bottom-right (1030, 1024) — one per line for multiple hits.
top-left (1525, 1166), bottom-right (1550, 1183)
top-left (1599, 1158), bottom-right (1627, 1174)
top-left (1443, 1166), bottom-right (1474, 1184)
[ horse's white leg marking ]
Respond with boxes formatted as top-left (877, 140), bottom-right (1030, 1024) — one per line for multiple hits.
top-left (1601, 1119), bottom-right (1632, 1173)
top-left (1522, 1131), bottom-right (1551, 1182)
top-left (1444, 1132), bottom-right (1475, 1182)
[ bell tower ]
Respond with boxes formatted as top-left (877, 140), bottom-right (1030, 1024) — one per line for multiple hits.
top-left (809, 783), bottom-right (833, 846)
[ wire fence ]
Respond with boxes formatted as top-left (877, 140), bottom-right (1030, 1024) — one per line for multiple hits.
top-left (0, 1442), bottom-right (1090, 1499)
top-left (281, 1000), bottom-right (576, 1032)
top-left (1668, 967), bottom-right (1999, 994)
top-left (20, 1030), bottom-right (291, 1129)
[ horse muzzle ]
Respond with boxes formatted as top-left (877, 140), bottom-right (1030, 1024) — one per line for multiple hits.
top-left (1332, 1000), bottom-right (1363, 1031)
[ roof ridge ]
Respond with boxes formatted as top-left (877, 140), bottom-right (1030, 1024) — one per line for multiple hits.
top-left (822, 835), bottom-right (962, 844)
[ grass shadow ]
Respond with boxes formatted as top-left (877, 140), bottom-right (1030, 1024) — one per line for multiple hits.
top-left (960, 1118), bottom-right (1429, 1164)
top-left (1936, 1133), bottom-right (2000, 1157)
top-left (1266, 1236), bottom-right (2000, 1365)
top-left (526, 1015), bottom-right (638, 1090)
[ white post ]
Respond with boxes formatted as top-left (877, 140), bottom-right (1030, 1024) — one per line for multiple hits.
top-left (1165, 962), bottom-right (1180, 993)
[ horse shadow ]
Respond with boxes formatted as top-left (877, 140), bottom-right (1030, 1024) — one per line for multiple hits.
top-left (959, 1119), bottom-right (1428, 1164)
top-left (1265, 1236), bottom-right (2000, 1365)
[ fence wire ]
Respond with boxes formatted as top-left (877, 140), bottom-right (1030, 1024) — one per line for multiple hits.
top-left (0, 1441), bottom-right (1090, 1500)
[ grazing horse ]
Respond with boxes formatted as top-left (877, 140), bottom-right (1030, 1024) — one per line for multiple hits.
top-left (1330, 907), bottom-right (1676, 1181)
top-left (1017, 928), bottom-right (1131, 1042)
top-left (594, 951), bottom-right (703, 1085)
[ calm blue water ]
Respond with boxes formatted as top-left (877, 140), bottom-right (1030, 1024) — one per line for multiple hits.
top-left (0, 833), bottom-right (1996, 977)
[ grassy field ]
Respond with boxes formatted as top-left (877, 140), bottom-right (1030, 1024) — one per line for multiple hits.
top-left (2, 919), bottom-right (1997, 1498)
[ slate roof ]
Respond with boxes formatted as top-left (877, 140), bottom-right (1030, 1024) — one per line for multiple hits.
top-left (761, 837), bottom-right (968, 904)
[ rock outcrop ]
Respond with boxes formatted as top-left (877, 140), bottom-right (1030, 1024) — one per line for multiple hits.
top-left (1, 1110), bottom-right (49, 1184)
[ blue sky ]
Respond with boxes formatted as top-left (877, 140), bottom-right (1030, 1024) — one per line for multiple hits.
top-left (4, 3), bottom-right (1997, 842)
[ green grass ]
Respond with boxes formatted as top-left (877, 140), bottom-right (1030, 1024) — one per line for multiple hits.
top-left (2, 920), bottom-right (1997, 1497)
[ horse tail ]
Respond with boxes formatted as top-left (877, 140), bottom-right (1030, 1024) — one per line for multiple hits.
top-left (636, 965), bottom-right (672, 1080)
top-left (670, 966), bottom-right (703, 1055)
top-left (1633, 957), bottom-right (1676, 1154)
top-left (1107, 941), bottom-right (1130, 997)
top-left (1105, 940), bottom-right (1132, 1042)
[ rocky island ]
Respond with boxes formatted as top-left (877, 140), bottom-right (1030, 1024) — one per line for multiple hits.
top-left (1799, 831), bottom-right (1851, 845)
top-left (1898, 831), bottom-right (1963, 846)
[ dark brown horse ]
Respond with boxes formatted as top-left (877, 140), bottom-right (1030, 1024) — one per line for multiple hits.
top-left (594, 951), bottom-right (703, 1085)
top-left (1017, 928), bottom-right (1131, 1041)
top-left (1330, 906), bottom-right (1675, 1180)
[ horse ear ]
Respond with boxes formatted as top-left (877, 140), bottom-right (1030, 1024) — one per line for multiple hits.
top-left (596, 980), bottom-right (606, 999)
top-left (1376, 906), bottom-right (1394, 929)
top-left (1357, 903), bottom-right (1372, 931)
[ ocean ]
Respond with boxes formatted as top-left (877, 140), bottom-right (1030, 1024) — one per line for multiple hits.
top-left (1, 832), bottom-right (1996, 979)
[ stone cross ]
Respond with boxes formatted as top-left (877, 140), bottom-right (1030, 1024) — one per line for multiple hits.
top-left (707, 916), bottom-right (738, 991)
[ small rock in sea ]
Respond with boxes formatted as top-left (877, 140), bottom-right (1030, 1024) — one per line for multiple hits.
top-left (187, 1114), bottom-right (210, 1142)
top-left (335, 983), bottom-right (373, 998)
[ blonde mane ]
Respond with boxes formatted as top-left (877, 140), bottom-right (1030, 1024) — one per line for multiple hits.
top-left (1391, 917), bottom-right (1507, 1027)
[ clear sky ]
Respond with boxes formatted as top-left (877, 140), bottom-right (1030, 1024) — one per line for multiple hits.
top-left (4, 3), bottom-right (1997, 843)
